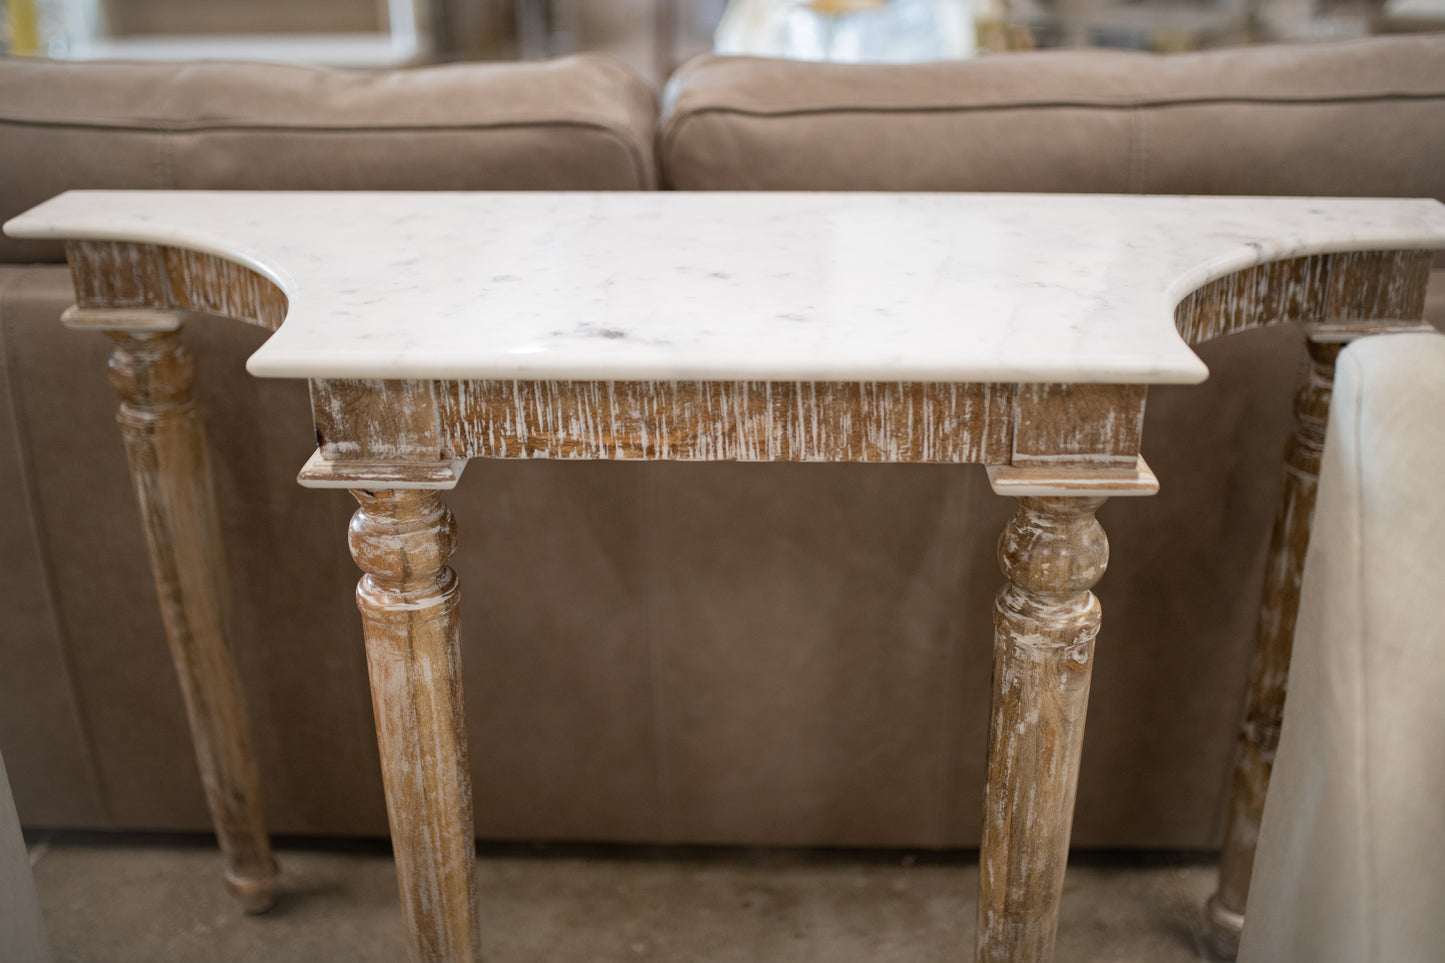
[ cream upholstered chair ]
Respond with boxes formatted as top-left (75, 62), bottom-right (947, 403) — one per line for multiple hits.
top-left (1237, 331), bottom-right (1445, 963)
top-left (0, 750), bottom-right (51, 963)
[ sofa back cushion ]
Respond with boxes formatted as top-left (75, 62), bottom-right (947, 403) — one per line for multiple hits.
top-left (660, 36), bottom-right (1445, 200)
top-left (0, 54), bottom-right (658, 263)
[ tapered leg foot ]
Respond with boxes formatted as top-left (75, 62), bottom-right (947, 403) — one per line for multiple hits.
top-left (1204, 893), bottom-right (1247, 958)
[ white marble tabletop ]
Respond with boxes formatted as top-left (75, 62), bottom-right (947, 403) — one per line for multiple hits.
top-left (7, 191), bottom-right (1445, 384)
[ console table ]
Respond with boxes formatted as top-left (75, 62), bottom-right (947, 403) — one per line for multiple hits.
top-left (7, 191), bottom-right (1444, 962)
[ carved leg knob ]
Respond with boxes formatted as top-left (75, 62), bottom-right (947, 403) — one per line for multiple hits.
top-left (348, 489), bottom-right (479, 963)
top-left (979, 495), bottom-right (1109, 963)
top-left (349, 489), bottom-right (459, 599)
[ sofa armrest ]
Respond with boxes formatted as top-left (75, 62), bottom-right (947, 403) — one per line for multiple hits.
top-left (0, 54), bottom-right (658, 264)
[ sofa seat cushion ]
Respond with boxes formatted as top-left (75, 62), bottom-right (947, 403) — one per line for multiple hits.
top-left (0, 54), bottom-right (658, 264)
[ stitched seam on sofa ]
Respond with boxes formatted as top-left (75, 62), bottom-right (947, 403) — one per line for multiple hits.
top-left (658, 93), bottom-right (1445, 164)
top-left (0, 119), bottom-right (655, 190)
top-left (665, 90), bottom-right (1445, 119)
top-left (0, 268), bottom-right (113, 825)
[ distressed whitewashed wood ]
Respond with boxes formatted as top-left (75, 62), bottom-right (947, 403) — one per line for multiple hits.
top-left (64, 240), bottom-right (170, 310)
top-left (1204, 248), bottom-right (1435, 959)
top-left (1172, 255), bottom-right (1331, 345)
top-left (1322, 250), bottom-right (1435, 327)
top-left (1172, 250), bottom-right (1434, 347)
top-left (348, 489), bottom-right (479, 963)
top-left (979, 495), bottom-right (1109, 963)
top-left (160, 245), bottom-right (288, 331)
top-left (64, 240), bottom-right (287, 330)
top-left (986, 457), bottom-right (1158, 497)
top-left (368, 378), bottom-right (1140, 468)
top-left (103, 328), bottom-right (277, 913)
top-left (440, 379), bottom-right (1013, 462)
top-left (60, 305), bottom-right (183, 332)
top-left (1010, 384), bottom-right (1146, 468)
top-left (310, 379), bottom-right (443, 462)
top-left (297, 449), bottom-right (465, 490)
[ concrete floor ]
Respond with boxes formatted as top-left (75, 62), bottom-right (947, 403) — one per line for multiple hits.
top-left (26, 834), bottom-right (1225, 962)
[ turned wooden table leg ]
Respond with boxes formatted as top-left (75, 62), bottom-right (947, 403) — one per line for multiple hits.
top-left (978, 495), bottom-right (1110, 963)
top-left (1205, 337), bottom-right (1337, 955)
top-left (348, 489), bottom-right (480, 963)
top-left (106, 329), bottom-right (277, 912)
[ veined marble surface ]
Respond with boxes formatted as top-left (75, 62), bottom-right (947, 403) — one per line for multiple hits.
top-left (7, 191), bottom-right (1445, 384)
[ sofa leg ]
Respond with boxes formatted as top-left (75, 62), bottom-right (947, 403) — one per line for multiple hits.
top-left (106, 329), bottom-right (277, 913)
top-left (1205, 337), bottom-right (1337, 956)
top-left (978, 495), bottom-right (1109, 963)
top-left (348, 488), bottom-right (480, 963)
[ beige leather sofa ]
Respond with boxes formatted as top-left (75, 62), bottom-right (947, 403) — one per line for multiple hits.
top-left (1238, 332), bottom-right (1445, 963)
top-left (1, 35), bottom-right (1441, 850)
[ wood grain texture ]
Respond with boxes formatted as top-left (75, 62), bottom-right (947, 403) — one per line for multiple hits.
top-left (1173, 255), bottom-right (1329, 345)
top-left (311, 379), bottom-right (443, 462)
top-left (1322, 249), bottom-right (1434, 325)
top-left (1010, 384), bottom-right (1146, 468)
top-left (66, 241), bottom-right (171, 310)
top-left (1204, 250), bottom-right (1434, 958)
top-left (438, 379), bottom-right (1014, 463)
top-left (986, 457), bottom-right (1157, 497)
top-left (66, 240), bottom-right (286, 329)
top-left (106, 329), bottom-right (277, 913)
top-left (345, 376), bottom-right (1146, 476)
top-left (160, 247), bottom-right (287, 331)
top-left (348, 490), bottom-right (479, 963)
top-left (978, 495), bottom-right (1109, 963)
top-left (61, 305), bottom-right (182, 333)
top-left (296, 449), bottom-right (465, 490)
top-left (1173, 250), bottom-right (1433, 349)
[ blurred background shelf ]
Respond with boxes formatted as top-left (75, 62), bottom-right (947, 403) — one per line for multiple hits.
top-left (9, 0), bottom-right (429, 65)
